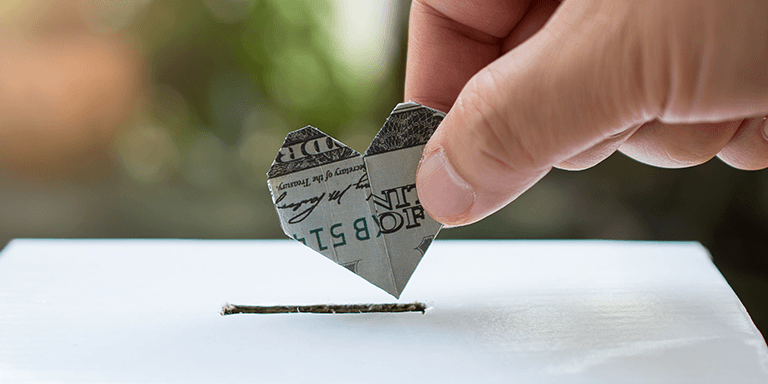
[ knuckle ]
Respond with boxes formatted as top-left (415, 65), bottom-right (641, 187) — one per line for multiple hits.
top-left (660, 145), bottom-right (712, 167)
top-left (718, 153), bottom-right (768, 170)
top-left (717, 120), bottom-right (768, 170)
top-left (630, 120), bottom-right (740, 168)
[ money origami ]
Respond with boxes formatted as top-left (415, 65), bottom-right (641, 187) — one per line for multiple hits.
top-left (267, 102), bottom-right (445, 298)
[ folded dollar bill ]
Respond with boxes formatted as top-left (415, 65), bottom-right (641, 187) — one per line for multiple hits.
top-left (267, 102), bottom-right (445, 298)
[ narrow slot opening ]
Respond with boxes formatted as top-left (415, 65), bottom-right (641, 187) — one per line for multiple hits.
top-left (221, 302), bottom-right (426, 315)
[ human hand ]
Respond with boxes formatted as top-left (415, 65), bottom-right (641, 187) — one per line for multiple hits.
top-left (407, 0), bottom-right (768, 226)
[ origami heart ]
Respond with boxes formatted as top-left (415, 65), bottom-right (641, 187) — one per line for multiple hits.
top-left (267, 102), bottom-right (445, 298)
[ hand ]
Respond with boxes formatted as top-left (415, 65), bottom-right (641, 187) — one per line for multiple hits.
top-left (407, 0), bottom-right (768, 226)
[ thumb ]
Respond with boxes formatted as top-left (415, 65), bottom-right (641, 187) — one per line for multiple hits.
top-left (415, 1), bottom-right (659, 226)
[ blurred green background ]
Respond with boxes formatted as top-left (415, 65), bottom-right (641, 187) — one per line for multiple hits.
top-left (1, 0), bottom-right (766, 338)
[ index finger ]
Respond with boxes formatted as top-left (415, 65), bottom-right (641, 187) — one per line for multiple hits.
top-left (405, 0), bottom-right (530, 112)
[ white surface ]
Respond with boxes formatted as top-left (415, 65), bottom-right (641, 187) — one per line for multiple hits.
top-left (0, 240), bottom-right (766, 383)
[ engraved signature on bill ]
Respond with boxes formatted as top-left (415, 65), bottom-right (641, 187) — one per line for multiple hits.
top-left (276, 173), bottom-right (370, 224)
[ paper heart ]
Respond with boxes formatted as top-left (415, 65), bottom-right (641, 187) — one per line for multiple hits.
top-left (267, 102), bottom-right (445, 298)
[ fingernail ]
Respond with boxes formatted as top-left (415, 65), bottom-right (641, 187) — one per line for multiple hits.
top-left (762, 117), bottom-right (768, 142)
top-left (417, 148), bottom-right (475, 222)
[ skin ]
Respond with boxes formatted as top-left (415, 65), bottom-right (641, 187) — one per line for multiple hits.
top-left (407, 0), bottom-right (768, 226)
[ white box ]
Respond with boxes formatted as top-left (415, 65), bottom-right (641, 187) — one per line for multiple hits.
top-left (0, 240), bottom-right (766, 383)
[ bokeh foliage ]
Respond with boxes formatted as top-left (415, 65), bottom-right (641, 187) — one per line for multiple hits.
top-left (111, 0), bottom-right (408, 239)
top-left (0, 0), bottom-right (765, 338)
